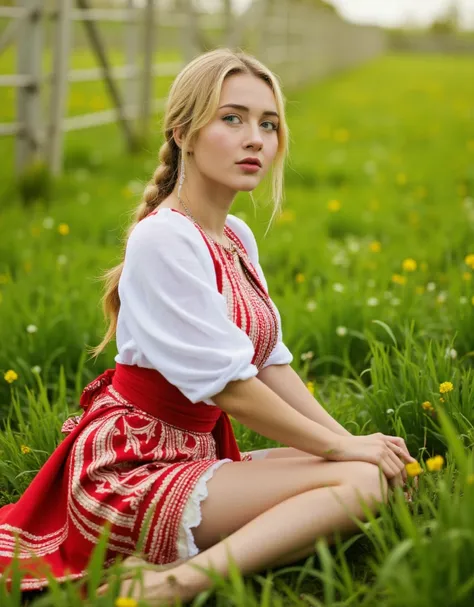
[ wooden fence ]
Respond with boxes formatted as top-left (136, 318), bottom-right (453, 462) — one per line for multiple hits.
top-left (0, 0), bottom-right (387, 177)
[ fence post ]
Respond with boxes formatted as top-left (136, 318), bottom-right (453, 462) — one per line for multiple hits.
top-left (16, 0), bottom-right (44, 175)
top-left (139, 0), bottom-right (155, 141)
top-left (47, 0), bottom-right (73, 176)
top-left (125, 0), bottom-right (139, 113)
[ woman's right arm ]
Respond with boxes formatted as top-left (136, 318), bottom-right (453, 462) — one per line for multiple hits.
top-left (213, 377), bottom-right (412, 484)
top-left (213, 376), bottom-right (337, 458)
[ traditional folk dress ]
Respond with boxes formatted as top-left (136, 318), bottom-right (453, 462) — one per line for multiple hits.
top-left (0, 208), bottom-right (293, 591)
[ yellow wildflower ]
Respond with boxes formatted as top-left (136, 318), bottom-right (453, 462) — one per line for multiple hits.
top-left (421, 401), bottom-right (433, 411)
top-left (306, 381), bottom-right (315, 396)
top-left (369, 241), bottom-right (381, 253)
top-left (406, 461), bottom-right (423, 477)
top-left (439, 397), bottom-right (445, 403)
top-left (4, 370), bottom-right (18, 384)
top-left (396, 172), bottom-right (407, 185)
top-left (439, 381), bottom-right (454, 394)
top-left (463, 272), bottom-right (472, 281)
top-left (415, 285), bottom-right (425, 295)
top-left (333, 128), bottom-right (349, 143)
top-left (276, 210), bottom-right (295, 224)
top-left (392, 274), bottom-right (407, 286)
top-left (402, 258), bottom-right (417, 272)
top-left (20, 445), bottom-right (31, 455)
top-left (58, 223), bottom-right (70, 236)
top-left (115, 599), bottom-right (138, 607)
top-left (295, 273), bottom-right (305, 284)
top-left (426, 455), bottom-right (444, 472)
top-left (327, 199), bottom-right (341, 212)
top-left (467, 474), bottom-right (474, 485)
top-left (465, 254), bottom-right (474, 270)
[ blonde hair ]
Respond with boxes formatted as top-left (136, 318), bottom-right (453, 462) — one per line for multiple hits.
top-left (89, 47), bottom-right (290, 359)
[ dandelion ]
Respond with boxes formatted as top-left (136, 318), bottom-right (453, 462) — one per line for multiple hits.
top-left (306, 300), bottom-right (317, 312)
top-left (422, 401), bottom-right (433, 411)
top-left (58, 223), bottom-right (70, 236)
top-left (115, 599), bottom-right (138, 607)
top-left (20, 445), bottom-right (31, 455)
top-left (327, 199), bottom-right (341, 212)
top-left (31, 366), bottom-right (41, 374)
top-left (336, 326), bottom-right (348, 337)
top-left (426, 282), bottom-right (436, 292)
top-left (4, 370), bottom-right (18, 383)
top-left (306, 381), bottom-right (315, 396)
top-left (369, 241), bottom-right (381, 253)
top-left (467, 474), bottom-right (474, 485)
top-left (465, 253), bottom-right (474, 269)
top-left (392, 274), bottom-right (406, 286)
top-left (276, 210), bottom-right (295, 224)
top-left (439, 381), bottom-right (454, 394)
top-left (295, 273), bottom-right (305, 284)
top-left (426, 455), bottom-right (444, 472)
top-left (396, 172), bottom-right (407, 185)
top-left (332, 283), bottom-right (345, 293)
top-left (367, 297), bottom-right (379, 307)
top-left (26, 324), bottom-right (38, 334)
top-left (402, 258), bottom-right (417, 272)
top-left (439, 397), bottom-right (445, 403)
top-left (333, 128), bottom-right (349, 143)
top-left (406, 461), bottom-right (423, 477)
top-left (301, 351), bottom-right (314, 361)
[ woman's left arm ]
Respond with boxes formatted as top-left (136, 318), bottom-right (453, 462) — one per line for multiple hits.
top-left (257, 364), bottom-right (352, 437)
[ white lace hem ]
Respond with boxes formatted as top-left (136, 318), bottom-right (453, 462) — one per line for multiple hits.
top-left (177, 459), bottom-right (233, 559)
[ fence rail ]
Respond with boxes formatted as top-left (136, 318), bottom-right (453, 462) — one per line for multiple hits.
top-left (0, 0), bottom-right (387, 177)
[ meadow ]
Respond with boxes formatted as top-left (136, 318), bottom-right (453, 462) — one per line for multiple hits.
top-left (0, 48), bottom-right (474, 605)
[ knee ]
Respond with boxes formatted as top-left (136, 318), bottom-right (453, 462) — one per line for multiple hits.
top-left (349, 462), bottom-right (389, 508)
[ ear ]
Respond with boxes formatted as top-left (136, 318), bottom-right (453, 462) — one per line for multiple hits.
top-left (172, 127), bottom-right (193, 154)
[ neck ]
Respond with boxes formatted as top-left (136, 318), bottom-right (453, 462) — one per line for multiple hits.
top-left (171, 163), bottom-right (236, 242)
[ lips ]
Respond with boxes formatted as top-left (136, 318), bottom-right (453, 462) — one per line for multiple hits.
top-left (237, 158), bottom-right (262, 167)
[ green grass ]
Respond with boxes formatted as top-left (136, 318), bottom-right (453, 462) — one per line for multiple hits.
top-left (1, 50), bottom-right (474, 605)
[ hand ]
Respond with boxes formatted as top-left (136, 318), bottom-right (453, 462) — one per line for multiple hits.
top-left (323, 432), bottom-right (418, 490)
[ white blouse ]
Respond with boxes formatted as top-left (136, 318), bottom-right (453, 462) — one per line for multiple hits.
top-left (115, 207), bottom-right (293, 406)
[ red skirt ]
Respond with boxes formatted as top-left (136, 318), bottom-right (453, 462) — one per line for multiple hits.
top-left (0, 370), bottom-right (252, 591)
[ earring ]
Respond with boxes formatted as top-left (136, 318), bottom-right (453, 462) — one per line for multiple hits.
top-left (177, 152), bottom-right (185, 200)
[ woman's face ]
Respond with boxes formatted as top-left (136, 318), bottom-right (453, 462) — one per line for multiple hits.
top-left (190, 72), bottom-right (280, 193)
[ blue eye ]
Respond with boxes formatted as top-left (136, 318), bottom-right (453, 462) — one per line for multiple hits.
top-left (223, 115), bottom-right (278, 131)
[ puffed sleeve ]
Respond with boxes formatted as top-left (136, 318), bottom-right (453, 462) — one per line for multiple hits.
top-left (227, 215), bottom-right (293, 369)
top-left (117, 211), bottom-right (259, 405)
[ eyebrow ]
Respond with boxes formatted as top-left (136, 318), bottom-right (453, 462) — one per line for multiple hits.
top-left (219, 103), bottom-right (279, 118)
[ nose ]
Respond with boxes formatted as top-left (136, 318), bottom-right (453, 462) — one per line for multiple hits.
top-left (245, 122), bottom-right (264, 150)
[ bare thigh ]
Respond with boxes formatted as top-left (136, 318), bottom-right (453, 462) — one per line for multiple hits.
top-left (192, 456), bottom-right (387, 552)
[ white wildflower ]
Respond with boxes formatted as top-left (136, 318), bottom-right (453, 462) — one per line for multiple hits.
top-left (437, 291), bottom-right (447, 303)
top-left (391, 297), bottom-right (401, 306)
top-left (445, 348), bottom-right (457, 360)
top-left (301, 351), bottom-right (314, 361)
top-left (26, 324), bottom-right (38, 334)
top-left (306, 300), bottom-right (317, 312)
top-left (42, 217), bottom-right (54, 229)
top-left (386, 408), bottom-right (395, 415)
top-left (332, 283), bottom-right (345, 293)
top-left (427, 282), bottom-right (436, 292)
top-left (31, 365), bottom-right (41, 374)
top-left (460, 296), bottom-right (468, 304)
top-left (57, 255), bottom-right (68, 265)
top-left (367, 297), bottom-right (379, 307)
top-left (336, 326), bottom-right (348, 337)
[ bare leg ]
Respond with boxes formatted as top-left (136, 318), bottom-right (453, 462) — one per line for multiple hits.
top-left (111, 478), bottom-right (385, 605)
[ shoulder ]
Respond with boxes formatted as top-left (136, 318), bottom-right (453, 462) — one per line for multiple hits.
top-left (125, 208), bottom-right (216, 274)
top-left (226, 214), bottom-right (259, 264)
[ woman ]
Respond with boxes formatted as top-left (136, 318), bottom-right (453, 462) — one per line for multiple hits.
top-left (0, 48), bottom-right (416, 603)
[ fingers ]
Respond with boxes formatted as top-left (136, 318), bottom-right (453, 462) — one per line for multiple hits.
top-left (385, 436), bottom-right (417, 463)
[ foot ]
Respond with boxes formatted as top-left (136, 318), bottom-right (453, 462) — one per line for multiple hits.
top-left (97, 562), bottom-right (196, 606)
